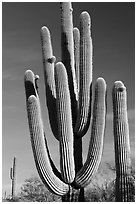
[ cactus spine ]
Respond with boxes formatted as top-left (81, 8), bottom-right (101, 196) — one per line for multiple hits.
top-left (112, 81), bottom-right (132, 202)
top-left (24, 2), bottom-right (106, 201)
top-left (10, 157), bottom-right (16, 200)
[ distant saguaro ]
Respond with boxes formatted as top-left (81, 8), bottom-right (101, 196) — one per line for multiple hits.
top-left (10, 156), bottom-right (17, 200)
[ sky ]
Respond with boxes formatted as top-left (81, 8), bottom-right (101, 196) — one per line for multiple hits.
top-left (2, 2), bottom-right (135, 197)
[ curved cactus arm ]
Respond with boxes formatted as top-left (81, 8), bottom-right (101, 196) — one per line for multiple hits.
top-left (55, 62), bottom-right (75, 184)
top-left (75, 11), bottom-right (93, 138)
top-left (74, 78), bottom-right (106, 188)
top-left (27, 96), bottom-right (69, 195)
top-left (60, 2), bottom-right (78, 123)
top-left (24, 70), bottom-right (69, 196)
top-left (112, 81), bottom-right (132, 202)
top-left (44, 133), bottom-right (63, 181)
top-left (73, 27), bottom-right (80, 101)
top-left (25, 70), bottom-right (59, 177)
top-left (41, 26), bottom-right (59, 140)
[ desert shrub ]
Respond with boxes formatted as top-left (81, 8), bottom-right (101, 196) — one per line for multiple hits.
top-left (85, 179), bottom-right (115, 202)
top-left (15, 166), bottom-right (135, 202)
top-left (85, 170), bottom-right (135, 202)
top-left (18, 176), bottom-right (61, 202)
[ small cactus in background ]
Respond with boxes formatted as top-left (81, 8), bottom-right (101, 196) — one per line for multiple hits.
top-left (10, 156), bottom-right (17, 200)
top-left (112, 81), bottom-right (132, 202)
top-left (24, 2), bottom-right (107, 201)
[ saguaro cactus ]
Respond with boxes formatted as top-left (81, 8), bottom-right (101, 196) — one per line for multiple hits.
top-left (24, 2), bottom-right (106, 201)
top-left (112, 81), bottom-right (132, 202)
top-left (10, 157), bottom-right (17, 200)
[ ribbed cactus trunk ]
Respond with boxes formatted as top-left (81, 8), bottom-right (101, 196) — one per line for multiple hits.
top-left (10, 157), bottom-right (16, 200)
top-left (24, 2), bottom-right (107, 202)
top-left (55, 62), bottom-right (75, 184)
top-left (112, 81), bottom-right (132, 202)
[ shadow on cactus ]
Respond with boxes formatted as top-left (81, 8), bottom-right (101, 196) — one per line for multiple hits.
top-left (24, 2), bottom-right (107, 201)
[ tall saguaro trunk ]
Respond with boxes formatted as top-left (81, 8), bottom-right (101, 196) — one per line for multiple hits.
top-left (62, 137), bottom-right (84, 202)
top-left (112, 81), bottom-right (132, 202)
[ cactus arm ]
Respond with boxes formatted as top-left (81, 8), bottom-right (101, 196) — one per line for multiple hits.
top-left (41, 26), bottom-right (56, 98)
top-left (44, 133), bottom-right (63, 181)
top-left (112, 81), bottom-right (132, 202)
top-left (74, 78), bottom-right (106, 188)
top-left (60, 2), bottom-right (78, 123)
top-left (73, 27), bottom-right (80, 102)
top-left (75, 12), bottom-right (93, 137)
top-left (27, 95), bottom-right (69, 195)
top-left (41, 26), bottom-right (59, 140)
top-left (73, 27), bottom-right (85, 199)
top-left (25, 70), bottom-right (69, 196)
top-left (55, 62), bottom-right (75, 184)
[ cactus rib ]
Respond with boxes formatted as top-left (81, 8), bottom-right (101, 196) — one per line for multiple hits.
top-left (74, 78), bottom-right (106, 188)
top-left (75, 11), bottom-right (93, 137)
top-left (55, 62), bottom-right (75, 184)
top-left (73, 27), bottom-right (80, 100)
top-left (112, 81), bottom-right (132, 202)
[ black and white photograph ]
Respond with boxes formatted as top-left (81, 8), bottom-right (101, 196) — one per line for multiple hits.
top-left (2, 1), bottom-right (135, 202)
